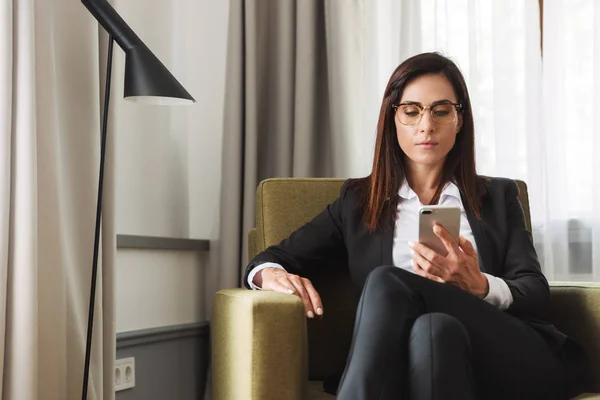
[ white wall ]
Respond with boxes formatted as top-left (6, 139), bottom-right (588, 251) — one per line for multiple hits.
top-left (115, 250), bottom-right (205, 332)
top-left (112, 0), bottom-right (229, 332)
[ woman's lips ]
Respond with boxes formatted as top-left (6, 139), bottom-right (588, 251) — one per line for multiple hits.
top-left (417, 142), bottom-right (438, 149)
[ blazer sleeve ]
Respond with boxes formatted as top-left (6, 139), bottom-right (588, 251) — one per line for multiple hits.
top-left (502, 180), bottom-right (551, 320)
top-left (243, 182), bottom-right (349, 289)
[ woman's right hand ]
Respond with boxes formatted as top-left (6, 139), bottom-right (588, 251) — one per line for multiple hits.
top-left (254, 267), bottom-right (323, 319)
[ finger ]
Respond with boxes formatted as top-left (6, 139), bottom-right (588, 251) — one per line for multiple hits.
top-left (433, 224), bottom-right (460, 256)
top-left (412, 259), bottom-right (445, 284)
top-left (287, 276), bottom-right (316, 318)
top-left (458, 236), bottom-right (477, 257)
top-left (409, 241), bottom-right (445, 267)
top-left (301, 278), bottom-right (324, 316)
top-left (265, 280), bottom-right (296, 295)
top-left (286, 278), bottom-right (314, 317)
top-left (411, 249), bottom-right (448, 280)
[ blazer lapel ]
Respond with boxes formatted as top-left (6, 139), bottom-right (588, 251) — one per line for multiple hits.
top-left (380, 225), bottom-right (394, 266)
top-left (379, 198), bottom-right (395, 266)
top-left (461, 192), bottom-right (492, 274)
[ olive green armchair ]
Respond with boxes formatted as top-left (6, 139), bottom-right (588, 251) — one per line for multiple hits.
top-left (212, 178), bottom-right (600, 400)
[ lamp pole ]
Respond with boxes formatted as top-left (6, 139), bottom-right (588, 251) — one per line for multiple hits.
top-left (81, 35), bottom-right (114, 400)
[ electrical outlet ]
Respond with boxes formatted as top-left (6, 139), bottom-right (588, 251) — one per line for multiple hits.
top-left (115, 357), bottom-right (135, 392)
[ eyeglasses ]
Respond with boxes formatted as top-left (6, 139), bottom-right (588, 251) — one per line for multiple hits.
top-left (392, 102), bottom-right (462, 126)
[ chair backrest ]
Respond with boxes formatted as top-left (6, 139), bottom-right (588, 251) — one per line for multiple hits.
top-left (248, 178), bottom-right (531, 380)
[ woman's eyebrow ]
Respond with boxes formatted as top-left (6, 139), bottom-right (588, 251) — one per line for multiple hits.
top-left (431, 99), bottom-right (454, 105)
top-left (399, 99), bottom-right (454, 106)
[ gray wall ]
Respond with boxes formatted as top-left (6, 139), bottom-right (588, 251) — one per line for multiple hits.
top-left (115, 322), bottom-right (210, 400)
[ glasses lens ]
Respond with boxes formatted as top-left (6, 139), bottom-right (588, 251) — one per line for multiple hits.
top-left (398, 104), bottom-right (422, 125)
top-left (431, 104), bottom-right (457, 125)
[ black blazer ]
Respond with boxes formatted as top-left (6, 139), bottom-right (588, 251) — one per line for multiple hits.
top-left (244, 177), bottom-right (568, 352)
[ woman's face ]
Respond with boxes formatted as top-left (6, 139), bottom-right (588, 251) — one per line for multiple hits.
top-left (395, 74), bottom-right (462, 170)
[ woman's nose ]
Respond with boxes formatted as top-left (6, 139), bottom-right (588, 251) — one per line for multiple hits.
top-left (418, 110), bottom-right (435, 133)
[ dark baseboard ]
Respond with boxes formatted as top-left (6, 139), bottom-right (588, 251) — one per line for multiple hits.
top-left (116, 234), bottom-right (210, 251)
top-left (117, 321), bottom-right (209, 349)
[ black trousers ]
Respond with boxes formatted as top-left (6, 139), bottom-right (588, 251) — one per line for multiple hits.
top-left (336, 266), bottom-right (569, 400)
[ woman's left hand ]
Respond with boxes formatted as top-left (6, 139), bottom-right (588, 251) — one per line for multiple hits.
top-left (409, 224), bottom-right (489, 298)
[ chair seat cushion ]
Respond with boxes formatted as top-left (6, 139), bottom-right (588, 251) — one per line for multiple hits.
top-left (307, 380), bottom-right (600, 400)
top-left (572, 394), bottom-right (600, 400)
top-left (307, 381), bottom-right (335, 400)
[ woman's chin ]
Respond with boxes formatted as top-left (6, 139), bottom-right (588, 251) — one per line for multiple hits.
top-left (408, 153), bottom-right (447, 167)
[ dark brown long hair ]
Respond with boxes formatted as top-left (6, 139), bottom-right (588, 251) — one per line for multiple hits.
top-left (350, 52), bottom-right (485, 232)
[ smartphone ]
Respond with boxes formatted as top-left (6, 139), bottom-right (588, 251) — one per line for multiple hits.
top-left (418, 205), bottom-right (461, 256)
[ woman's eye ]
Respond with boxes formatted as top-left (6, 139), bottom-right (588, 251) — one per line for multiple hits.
top-left (401, 106), bottom-right (421, 114)
top-left (433, 110), bottom-right (450, 116)
top-left (404, 111), bottom-right (419, 116)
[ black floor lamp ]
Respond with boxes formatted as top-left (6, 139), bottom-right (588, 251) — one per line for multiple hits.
top-left (80, 1), bottom-right (195, 398)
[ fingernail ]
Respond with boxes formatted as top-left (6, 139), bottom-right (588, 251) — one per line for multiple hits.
top-left (408, 241), bottom-right (415, 248)
top-left (316, 308), bottom-right (323, 315)
top-left (307, 311), bottom-right (314, 318)
top-left (410, 249), bottom-right (415, 256)
top-left (287, 289), bottom-right (294, 294)
top-left (433, 225), bottom-right (441, 233)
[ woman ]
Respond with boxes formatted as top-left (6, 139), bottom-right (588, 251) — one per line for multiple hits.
top-left (243, 53), bottom-right (586, 399)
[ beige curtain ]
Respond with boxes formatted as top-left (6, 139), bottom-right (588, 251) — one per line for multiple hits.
top-left (213, 0), bottom-right (369, 302)
top-left (0, 0), bottom-right (115, 399)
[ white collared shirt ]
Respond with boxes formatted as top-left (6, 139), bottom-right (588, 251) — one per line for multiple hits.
top-left (248, 181), bottom-right (514, 310)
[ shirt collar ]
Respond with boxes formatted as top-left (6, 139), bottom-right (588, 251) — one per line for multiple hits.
top-left (441, 181), bottom-right (462, 202)
top-left (398, 180), bottom-right (462, 202)
top-left (398, 180), bottom-right (418, 200)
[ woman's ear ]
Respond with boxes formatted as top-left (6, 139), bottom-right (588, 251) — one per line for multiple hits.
top-left (456, 114), bottom-right (463, 134)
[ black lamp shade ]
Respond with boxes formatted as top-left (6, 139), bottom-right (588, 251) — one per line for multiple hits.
top-left (124, 45), bottom-right (194, 105)
top-left (81, 0), bottom-right (195, 105)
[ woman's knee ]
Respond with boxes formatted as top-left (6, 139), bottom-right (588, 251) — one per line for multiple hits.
top-left (367, 265), bottom-right (397, 280)
top-left (408, 313), bottom-right (474, 399)
top-left (364, 265), bottom-right (406, 290)
top-left (410, 312), bottom-right (470, 349)
top-left (359, 265), bottom-right (414, 307)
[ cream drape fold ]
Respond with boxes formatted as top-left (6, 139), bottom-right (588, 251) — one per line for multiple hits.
top-left (1, 0), bottom-right (115, 399)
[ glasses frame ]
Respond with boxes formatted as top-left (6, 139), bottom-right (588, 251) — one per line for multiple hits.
top-left (392, 102), bottom-right (463, 126)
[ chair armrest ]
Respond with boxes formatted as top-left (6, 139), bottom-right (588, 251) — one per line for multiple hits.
top-left (549, 282), bottom-right (600, 390)
top-left (212, 288), bottom-right (308, 400)
top-left (248, 228), bottom-right (263, 261)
